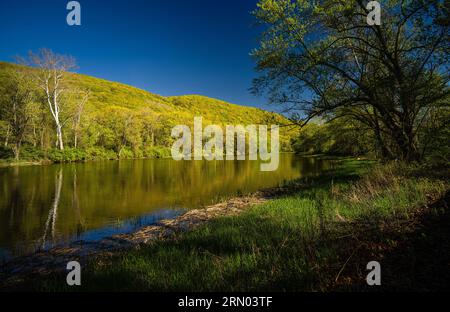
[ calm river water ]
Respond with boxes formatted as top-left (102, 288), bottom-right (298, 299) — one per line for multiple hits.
top-left (0, 154), bottom-right (333, 261)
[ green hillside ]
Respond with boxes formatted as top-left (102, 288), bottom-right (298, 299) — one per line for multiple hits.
top-left (0, 62), bottom-right (295, 162)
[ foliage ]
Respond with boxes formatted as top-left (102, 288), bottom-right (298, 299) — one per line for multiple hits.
top-left (292, 118), bottom-right (373, 156)
top-left (20, 147), bottom-right (46, 161)
top-left (46, 148), bottom-right (89, 162)
top-left (252, 0), bottom-right (449, 161)
top-left (0, 67), bottom-right (35, 160)
top-left (0, 61), bottom-right (295, 162)
top-left (0, 146), bottom-right (13, 159)
top-left (143, 146), bottom-right (171, 158)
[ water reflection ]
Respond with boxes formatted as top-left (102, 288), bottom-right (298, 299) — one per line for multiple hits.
top-left (0, 154), bottom-right (332, 260)
top-left (41, 168), bottom-right (63, 249)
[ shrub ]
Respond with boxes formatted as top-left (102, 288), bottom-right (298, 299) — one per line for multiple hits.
top-left (46, 148), bottom-right (88, 162)
top-left (143, 146), bottom-right (171, 158)
top-left (85, 147), bottom-right (118, 160)
top-left (118, 147), bottom-right (134, 159)
top-left (133, 148), bottom-right (144, 159)
top-left (20, 147), bottom-right (46, 161)
top-left (0, 146), bottom-right (13, 159)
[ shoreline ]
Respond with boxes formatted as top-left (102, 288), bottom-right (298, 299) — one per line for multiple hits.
top-left (0, 151), bottom-right (300, 168)
top-left (0, 185), bottom-right (292, 288)
top-left (0, 156), bottom-right (172, 168)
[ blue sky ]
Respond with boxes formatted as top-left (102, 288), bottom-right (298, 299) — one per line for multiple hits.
top-left (0, 0), bottom-right (273, 109)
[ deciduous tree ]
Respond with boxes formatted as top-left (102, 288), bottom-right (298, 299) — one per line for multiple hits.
top-left (252, 0), bottom-right (449, 161)
top-left (23, 49), bottom-right (77, 150)
top-left (0, 69), bottom-right (34, 160)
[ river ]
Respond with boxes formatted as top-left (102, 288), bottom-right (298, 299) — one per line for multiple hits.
top-left (0, 154), bottom-right (333, 261)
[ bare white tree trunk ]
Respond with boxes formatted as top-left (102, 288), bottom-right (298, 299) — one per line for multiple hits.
top-left (25, 49), bottom-right (76, 151)
top-left (74, 130), bottom-right (78, 149)
top-left (56, 124), bottom-right (64, 150)
top-left (44, 71), bottom-right (65, 150)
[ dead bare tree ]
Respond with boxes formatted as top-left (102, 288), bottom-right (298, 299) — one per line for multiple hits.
top-left (23, 49), bottom-right (77, 150)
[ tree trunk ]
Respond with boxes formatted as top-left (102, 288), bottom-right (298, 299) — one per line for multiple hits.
top-left (40, 128), bottom-right (45, 149)
top-left (56, 124), bottom-right (64, 150)
top-left (12, 142), bottom-right (21, 161)
top-left (4, 125), bottom-right (10, 147)
top-left (392, 126), bottom-right (419, 162)
top-left (375, 131), bottom-right (393, 160)
top-left (32, 124), bottom-right (37, 147)
top-left (373, 115), bottom-right (393, 160)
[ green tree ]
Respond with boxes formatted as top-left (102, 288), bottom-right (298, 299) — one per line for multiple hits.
top-left (252, 0), bottom-right (449, 161)
top-left (0, 69), bottom-right (35, 160)
top-left (69, 89), bottom-right (90, 148)
top-left (292, 118), bottom-right (372, 156)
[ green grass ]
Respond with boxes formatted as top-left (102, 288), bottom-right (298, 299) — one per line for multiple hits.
top-left (23, 159), bottom-right (449, 291)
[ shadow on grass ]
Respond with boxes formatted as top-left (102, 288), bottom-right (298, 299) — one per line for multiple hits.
top-left (333, 190), bottom-right (450, 291)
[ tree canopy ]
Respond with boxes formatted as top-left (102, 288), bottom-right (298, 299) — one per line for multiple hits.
top-left (252, 0), bottom-right (449, 161)
top-left (0, 60), bottom-right (295, 162)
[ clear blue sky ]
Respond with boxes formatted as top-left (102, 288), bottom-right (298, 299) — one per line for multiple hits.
top-left (0, 0), bottom-right (273, 110)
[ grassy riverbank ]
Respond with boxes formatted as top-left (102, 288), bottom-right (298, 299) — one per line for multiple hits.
top-left (20, 159), bottom-right (450, 291)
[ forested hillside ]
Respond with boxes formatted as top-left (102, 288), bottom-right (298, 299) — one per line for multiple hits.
top-left (0, 61), bottom-right (295, 162)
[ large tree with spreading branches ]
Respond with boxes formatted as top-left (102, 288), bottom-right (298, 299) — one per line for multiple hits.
top-left (252, 0), bottom-right (449, 161)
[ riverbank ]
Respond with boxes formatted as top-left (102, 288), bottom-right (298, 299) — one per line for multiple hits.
top-left (1, 159), bottom-right (449, 291)
top-left (0, 146), bottom-right (173, 168)
top-left (0, 149), bottom-right (298, 168)
top-left (0, 184), bottom-right (288, 288)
